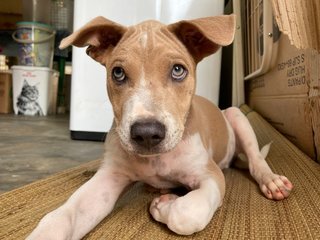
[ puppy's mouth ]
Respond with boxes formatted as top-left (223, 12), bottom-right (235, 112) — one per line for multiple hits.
top-left (137, 153), bottom-right (162, 158)
top-left (118, 137), bottom-right (168, 156)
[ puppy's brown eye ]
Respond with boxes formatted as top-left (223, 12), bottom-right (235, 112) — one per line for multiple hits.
top-left (171, 64), bottom-right (187, 81)
top-left (112, 67), bottom-right (126, 83)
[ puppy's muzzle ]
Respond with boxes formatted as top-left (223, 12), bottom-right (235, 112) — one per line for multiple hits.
top-left (130, 119), bottom-right (166, 150)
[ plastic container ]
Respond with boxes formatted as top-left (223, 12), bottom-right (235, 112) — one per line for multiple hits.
top-left (12, 22), bottom-right (55, 68)
top-left (12, 66), bottom-right (59, 116)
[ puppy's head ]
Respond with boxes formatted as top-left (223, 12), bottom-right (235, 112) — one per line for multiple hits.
top-left (60, 15), bottom-right (235, 156)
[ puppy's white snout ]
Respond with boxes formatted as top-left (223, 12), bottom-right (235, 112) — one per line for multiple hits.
top-left (130, 119), bottom-right (166, 149)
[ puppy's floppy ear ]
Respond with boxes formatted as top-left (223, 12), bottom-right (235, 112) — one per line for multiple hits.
top-left (168, 14), bottom-right (235, 63)
top-left (59, 16), bottom-right (127, 64)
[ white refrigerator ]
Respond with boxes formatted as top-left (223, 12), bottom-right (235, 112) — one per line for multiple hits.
top-left (70, 0), bottom-right (224, 140)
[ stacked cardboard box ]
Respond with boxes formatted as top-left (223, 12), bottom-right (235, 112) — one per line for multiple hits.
top-left (0, 72), bottom-right (13, 113)
top-left (246, 0), bottom-right (320, 162)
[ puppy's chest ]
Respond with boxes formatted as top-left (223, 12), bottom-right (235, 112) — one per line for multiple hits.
top-left (131, 133), bottom-right (211, 189)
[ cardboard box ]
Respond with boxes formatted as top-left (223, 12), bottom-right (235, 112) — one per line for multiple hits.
top-left (0, 0), bottom-right (22, 30)
top-left (271, 0), bottom-right (320, 52)
top-left (0, 0), bottom-right (22, 14)
top-left (0, 72), bottom-right (13, 114)
top-left (247, 35), bottom-right (320, 162)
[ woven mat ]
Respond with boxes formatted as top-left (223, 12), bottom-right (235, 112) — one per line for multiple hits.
top-left (1, 105), bottom-right (320, 239)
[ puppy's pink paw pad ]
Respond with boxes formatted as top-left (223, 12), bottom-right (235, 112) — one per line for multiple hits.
top-left (260, 175), bottom-right (293, 200)
top-left (159, 194), bottom-right (178, 202)
top-left (149, 194), bottom-right (178, 223)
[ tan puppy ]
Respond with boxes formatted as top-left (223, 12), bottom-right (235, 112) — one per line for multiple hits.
top-left (27, 15), bottom-right (293, 239)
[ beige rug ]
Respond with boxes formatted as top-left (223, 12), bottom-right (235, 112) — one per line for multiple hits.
top-left (1, 105), bottom-right (319, 239)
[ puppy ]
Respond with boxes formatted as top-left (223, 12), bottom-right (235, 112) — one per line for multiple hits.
top-left (27, 14), bottom-right (293, 239)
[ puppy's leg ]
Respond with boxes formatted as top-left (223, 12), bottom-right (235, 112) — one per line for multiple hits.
top-left (149, 175), bottom-right (223, 235)
top-left (27, 168), bottom-right (131, 240)
top-left (223, 107), bottom-right (293, 200)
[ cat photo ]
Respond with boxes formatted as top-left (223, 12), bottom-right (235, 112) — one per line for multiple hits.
top-left (17, 80), bottom-right (43, 116)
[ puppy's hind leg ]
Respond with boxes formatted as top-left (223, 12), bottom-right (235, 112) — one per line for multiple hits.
top-left (223, 107), bottom-right (293, 200)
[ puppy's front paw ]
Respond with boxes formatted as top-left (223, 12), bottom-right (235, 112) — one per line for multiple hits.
top-left (26, 225), bottom-right (70, 240)
top-left (26, 210), bottom-right (72, 240)
top-left (149, 194), bottom-right (178, 223)
top-left (259, 174), bottom-right (293, 200)
top-left (149, 194), bottom-right (211, 235)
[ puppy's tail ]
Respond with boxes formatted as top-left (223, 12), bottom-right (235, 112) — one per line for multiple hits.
top-left (233, 141), bottom-right (273, 169)
top-left (260, 141), bottom-right (273, 159)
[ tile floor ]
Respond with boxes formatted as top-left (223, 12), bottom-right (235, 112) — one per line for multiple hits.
top-left (0, 114), bottom-right (104, 194)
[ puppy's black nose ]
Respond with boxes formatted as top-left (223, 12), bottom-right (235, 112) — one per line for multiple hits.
top-left (130, 120), bottom-right (166, 149)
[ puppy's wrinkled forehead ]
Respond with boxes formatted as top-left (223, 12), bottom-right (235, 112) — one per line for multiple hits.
top-left (115, 20), bottom-right (188, 61)
top-left (135, 21), bottom-right (163, 49)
